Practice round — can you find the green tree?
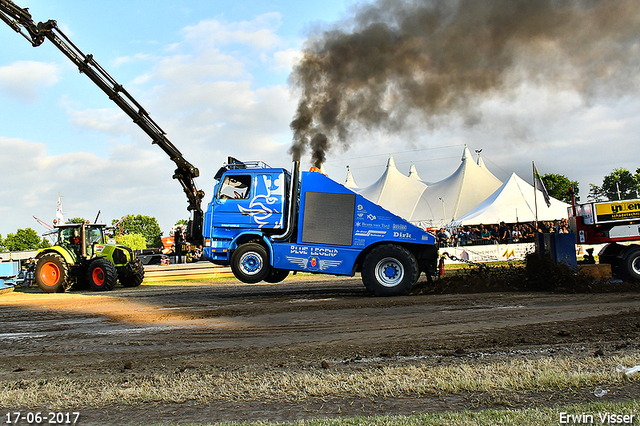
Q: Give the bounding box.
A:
[541,173,580,203]
[115,233,147,251]
[589,168,640,201]
[68,217,88,224]
[1,228,50,252]
[112,215,163,248]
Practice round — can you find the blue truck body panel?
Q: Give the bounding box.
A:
[202,166,436,278]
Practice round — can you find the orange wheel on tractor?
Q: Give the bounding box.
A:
[87,258,118,291]
[35,253,68,293]
[92,267,105,286]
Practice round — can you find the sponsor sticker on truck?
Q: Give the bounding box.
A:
[594,200,640,223]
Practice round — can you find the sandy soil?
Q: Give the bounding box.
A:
[0,274,639,425]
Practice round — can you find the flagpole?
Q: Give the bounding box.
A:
[532,161,538,229]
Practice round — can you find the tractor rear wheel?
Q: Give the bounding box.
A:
[87,258,118,291]
[35,253,69,293]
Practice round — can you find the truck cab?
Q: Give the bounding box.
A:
[203,161,290,263]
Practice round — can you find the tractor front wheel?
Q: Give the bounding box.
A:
[87,258,118,291]
[119,259,145,288]
[35,253,69,293]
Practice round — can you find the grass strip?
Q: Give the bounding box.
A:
[1,354,639,409]
[139,399,640,426]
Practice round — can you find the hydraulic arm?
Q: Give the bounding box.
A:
[0,0,204,242]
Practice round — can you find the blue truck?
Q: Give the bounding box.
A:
[3,1,439,295]
[203,159,438,296]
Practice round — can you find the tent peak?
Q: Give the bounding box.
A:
[461,145,473,162]
[408,162,422,180]
[387,154,396,169]
[344,165,358,189]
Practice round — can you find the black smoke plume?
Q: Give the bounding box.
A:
[289,0,640,166]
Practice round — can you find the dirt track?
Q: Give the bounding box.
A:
[1,274,639,425]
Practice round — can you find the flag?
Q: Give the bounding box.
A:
[56,193,64,223]
[533,163,551,208]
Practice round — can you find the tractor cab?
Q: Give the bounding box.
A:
[54,223,107,260]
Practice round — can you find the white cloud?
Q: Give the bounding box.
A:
[269,48,303,71]
[181,12,283,50]
[0,135,185,236]
[112,53,153,68]
[0,61,59,101]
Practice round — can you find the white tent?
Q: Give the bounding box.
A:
[408,163,426,182]
[344,166,359,189]
[358,156,435,221]
[454,172,570,226]
[411,146,503,227]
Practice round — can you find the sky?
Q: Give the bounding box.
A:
[1,0,639,238]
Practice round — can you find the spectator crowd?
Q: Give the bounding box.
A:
[435,219,571,247]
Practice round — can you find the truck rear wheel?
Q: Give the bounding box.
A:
[35,253,68,293]
[87,258,118,291]
[231,243,271,283]
[621,248,640,282]
[361,244,419,296]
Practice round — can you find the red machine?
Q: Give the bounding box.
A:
[569,199,640,281]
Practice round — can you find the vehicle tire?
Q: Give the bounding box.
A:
[119,259,145,287]
[35,253,69,293]
[87,258,118,291]
[264,268,289,284]
[72,275,91,291]
[230,243,271,283]
[620,248,640,282]
[361,244,419,296]
[598,243,622,275]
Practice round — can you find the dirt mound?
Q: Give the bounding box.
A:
[412,255,639,295]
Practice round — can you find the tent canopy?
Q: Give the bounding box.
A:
[357,156,432,221]
[410,146,503,226]
[454,172,570,226]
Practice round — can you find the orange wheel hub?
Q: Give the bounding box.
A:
[92,268,105,286]
[40,262,60,287]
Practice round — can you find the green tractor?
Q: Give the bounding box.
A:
[35,223,144,293]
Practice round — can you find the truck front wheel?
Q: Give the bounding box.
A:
[231,243,271,283]
[87,258,118,291]
[362,244,419,296]
[621,248,640,282]
[35,253,69,293]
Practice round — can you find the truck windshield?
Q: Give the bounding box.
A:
[219,175,251,199]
